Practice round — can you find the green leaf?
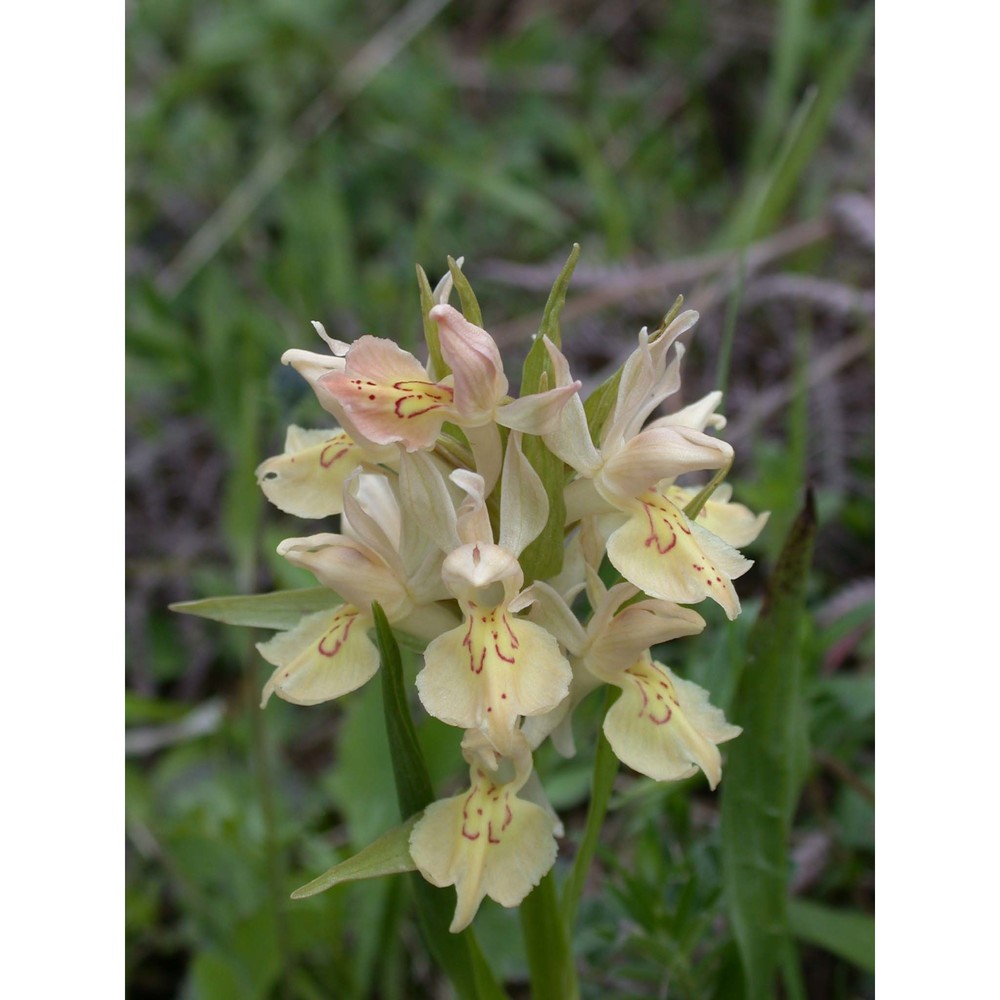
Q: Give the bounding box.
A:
[169,587,337,630]
[373,603,436,819]
[788,900,875,974]
[291,817,419,899]
[720,490,817,1000]
[517,437,567,586]
[371,603,508,1000]
[582,368,622,446]
[521,244,580,389]
[447,256,484,328]
[416,263,448,379]
[515,245,581,585]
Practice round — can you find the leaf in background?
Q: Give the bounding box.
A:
[291,817,419,899]
[371,603,508,1000]
[788,899,875,974]
[170,587,338,630]
[517,245,580,585]
[721,489,817,1000]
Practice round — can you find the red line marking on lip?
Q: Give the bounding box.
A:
[318,615,354,656]
[642,500,677,554]
[319,442,350,467]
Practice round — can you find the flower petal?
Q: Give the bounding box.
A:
[277,534,411,619]
[603,658,740,787]
[586,600,706,680]
[496,382,581,436]
[417,609,571,751]
[255,427,365,518]
[409,766,559,932]
[541,338,603,475]
[319,336,454,451]
[599,425,732,500]
[605,489,751,619]
[258,606,378,706]
[431,304,508,420]
[498,433,548,558]
[649,390,727,432]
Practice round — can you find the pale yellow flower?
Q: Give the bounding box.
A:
[409,735,558,932]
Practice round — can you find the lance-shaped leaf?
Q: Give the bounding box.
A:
[720,489,817,1000]
[291,815,419,899]
[170,587,338,630]
[788,899,875,975]
[516,245,581,584]
[447,255,484,328]
[417,263,449,380]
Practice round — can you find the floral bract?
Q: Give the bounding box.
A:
[253,258,767,932]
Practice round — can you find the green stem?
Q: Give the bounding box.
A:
[561,687,621,928]
[520,872,579,1000]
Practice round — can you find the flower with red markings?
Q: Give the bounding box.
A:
[409,733,558,932]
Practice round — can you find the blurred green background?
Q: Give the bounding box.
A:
[125,1,874,997]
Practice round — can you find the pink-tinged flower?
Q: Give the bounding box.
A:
[318,335,457,451]
[314,305,579,460]
[409,735,558,932]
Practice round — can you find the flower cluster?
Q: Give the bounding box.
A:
[255,263,766,932]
